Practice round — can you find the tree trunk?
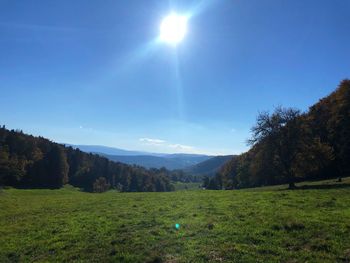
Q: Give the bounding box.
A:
[337,163,343,183]
[286,169,296,189]
[288,182,296,189]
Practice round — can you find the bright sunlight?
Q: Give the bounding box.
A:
[159,13,188,45]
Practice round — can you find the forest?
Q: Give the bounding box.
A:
[0,128,176,192]
[205,80,350,190]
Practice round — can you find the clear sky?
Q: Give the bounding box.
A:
[1,0,349,155]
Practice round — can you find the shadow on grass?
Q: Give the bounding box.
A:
[283,183,350,190]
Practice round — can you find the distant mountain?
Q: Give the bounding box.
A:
[96,153,211,170]
[67,144,211,170]
[184,155,235,176]
[65,144,162,156]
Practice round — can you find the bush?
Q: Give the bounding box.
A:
[93,177,110,193]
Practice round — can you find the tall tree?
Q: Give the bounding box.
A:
[45,145,69,188]
[248,107,332,188]
[249,107,304,188]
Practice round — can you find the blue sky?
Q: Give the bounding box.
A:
[1,0,349,155]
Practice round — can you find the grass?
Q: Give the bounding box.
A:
[173,182,201,191]
[1,178,350,262]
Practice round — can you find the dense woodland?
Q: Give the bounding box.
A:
[206,80,350,189]
[0,128,175,192]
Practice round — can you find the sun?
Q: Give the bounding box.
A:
[159,13,188,45]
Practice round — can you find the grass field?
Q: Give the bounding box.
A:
[1,178,350,262]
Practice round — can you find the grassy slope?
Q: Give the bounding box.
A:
[1,179,350,262]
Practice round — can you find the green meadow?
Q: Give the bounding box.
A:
[1,178,350,263]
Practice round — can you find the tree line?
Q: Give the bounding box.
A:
[205,79,350,189]
[0,127,174,192]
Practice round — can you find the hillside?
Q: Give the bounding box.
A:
[0,127,173,192]
[1,178,349,262]
[184,155,234,176]
[217,80,350,190]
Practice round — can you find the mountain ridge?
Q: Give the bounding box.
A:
[184,155,235,176]
[66,144,215,170]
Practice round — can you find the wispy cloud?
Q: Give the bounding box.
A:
[139,137,197,153]
[139,138,166,144]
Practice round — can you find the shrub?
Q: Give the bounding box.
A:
[93,177,110,193]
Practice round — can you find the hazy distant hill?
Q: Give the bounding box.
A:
[66,144,157,156]
[97,154,209,170]
[184,155,235,176]
[68,144,211,170]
